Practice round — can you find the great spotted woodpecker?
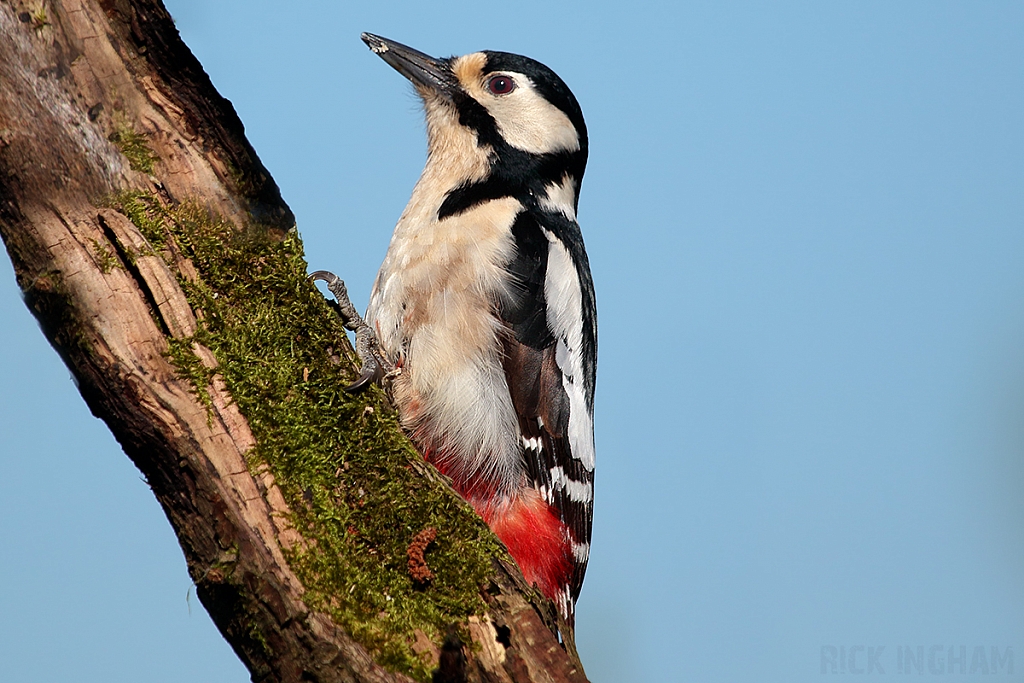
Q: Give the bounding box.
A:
[314,34,596,625]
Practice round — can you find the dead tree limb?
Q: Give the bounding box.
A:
[0,1,589,681]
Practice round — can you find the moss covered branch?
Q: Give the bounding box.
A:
[0,0,588,681]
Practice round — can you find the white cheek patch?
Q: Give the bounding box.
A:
[542,232,596,473]
[539,175,577,222]
[480,73,580,155]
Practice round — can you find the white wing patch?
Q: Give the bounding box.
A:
[571,540,590,563]
[555,586,574,623]
[548,465,593,503]
[542,230,596,472]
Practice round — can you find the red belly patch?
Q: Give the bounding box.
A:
[417,448,573,602]
[474,489,572,601]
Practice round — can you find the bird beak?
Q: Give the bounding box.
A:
[361,33,456,99]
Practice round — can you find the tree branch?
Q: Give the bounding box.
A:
[0,1,589,681]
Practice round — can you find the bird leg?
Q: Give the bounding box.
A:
[309,270,389,391]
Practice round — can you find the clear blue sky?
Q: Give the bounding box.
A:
[2,2,1023,681]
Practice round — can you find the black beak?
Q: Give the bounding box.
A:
[361,33,456,98]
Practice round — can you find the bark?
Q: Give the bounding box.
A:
[0,1,589,681]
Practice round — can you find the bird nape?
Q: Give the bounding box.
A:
[314,33,596,627]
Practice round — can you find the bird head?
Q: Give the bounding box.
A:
[362,33,588,212]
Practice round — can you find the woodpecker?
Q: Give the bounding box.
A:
[316,34,596,625]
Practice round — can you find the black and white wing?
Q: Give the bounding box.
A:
[499,207,597,604]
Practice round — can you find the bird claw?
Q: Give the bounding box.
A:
[310,270,389,392]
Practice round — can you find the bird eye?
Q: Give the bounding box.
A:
[487,75,515,95]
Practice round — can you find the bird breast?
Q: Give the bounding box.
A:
[367,188,527,494]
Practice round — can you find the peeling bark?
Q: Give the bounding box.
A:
[0,1,589,681]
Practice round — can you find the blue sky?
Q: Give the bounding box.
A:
[2,2,1023,681]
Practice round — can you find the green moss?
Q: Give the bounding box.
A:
[225,159,257,199]
[89,238,121,274]
[31,7,49,31]
[165,335,215,411]
[109,118,157,174]
[108,191,500,681]
[114,191,168,250]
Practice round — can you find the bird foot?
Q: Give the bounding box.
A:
[309,270,391,392]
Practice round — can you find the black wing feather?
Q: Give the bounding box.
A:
[499,209,595,603]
